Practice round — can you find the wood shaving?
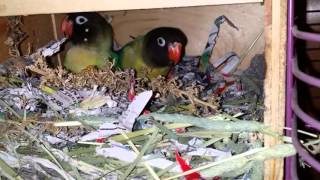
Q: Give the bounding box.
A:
[26,57,130,95]
[26,56,219,115]
[150,76,219,114]
[4,16,27,57]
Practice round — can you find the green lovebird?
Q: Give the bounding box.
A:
[61,12,114,73]
[116,27,188,79]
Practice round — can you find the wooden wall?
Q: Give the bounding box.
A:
[106,3,264,69]
[0,0,263,16]
[0,3,264,69]
[0,18,8,60]
[0,15,55,62]
[263,0,287,179]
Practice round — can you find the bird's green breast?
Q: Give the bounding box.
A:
[64,29,113,73]
[119,37,169,79]
[64,46,110,73]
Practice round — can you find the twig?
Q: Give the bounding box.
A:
[174,88,218,111]
[11,123,67,175]
[164,144,296,179]
[0,158,23,180]
[63,148,83,180]
[0,99,22,120]
[50,14,62,67]
[26,66,49,76]
[303,139,320,146]
[97,164,130,180]
[143,113,270,132]
[120,129,160,180]
[240,29,264,61]
[110,123,191,142]
[283,127,318,138]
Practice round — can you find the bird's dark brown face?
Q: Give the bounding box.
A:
[144,27,188,67]
[61,12,111,45]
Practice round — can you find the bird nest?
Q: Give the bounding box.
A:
[0,15,297,180]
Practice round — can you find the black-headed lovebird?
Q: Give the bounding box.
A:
[61,12,113,73]
[116,27,187,79]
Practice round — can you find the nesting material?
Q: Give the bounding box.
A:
[0,15,296,180]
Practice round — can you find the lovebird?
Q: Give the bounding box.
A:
[61,12,114,73]
[116,27,188,79]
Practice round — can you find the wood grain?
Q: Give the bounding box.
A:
[106,4,264,70]
[0,18,9,61]
[263,0,287,179]
[0,15,55,63]
[0,0,262,16]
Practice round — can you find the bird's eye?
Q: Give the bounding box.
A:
[75,16,88,25]
[157,37,166,47]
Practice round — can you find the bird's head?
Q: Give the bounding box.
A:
[144,27,187,66]
[61,12,112,45]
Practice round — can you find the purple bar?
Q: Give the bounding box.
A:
[291,88,320,131]
[292,115,320,172]
[286,0,294,137]
[292,26,320,42]
[292,56,320,88]
[291,155,299,180]
[287,0,320,177]
[286,0,294,179]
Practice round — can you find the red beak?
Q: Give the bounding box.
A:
[61,16,73,38]
[168,42,182,64]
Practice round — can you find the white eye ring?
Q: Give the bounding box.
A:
[75,16,88,25]
[157,37,166,47]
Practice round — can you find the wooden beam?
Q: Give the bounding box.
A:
[264,0,287,179]
[0,0,262,16]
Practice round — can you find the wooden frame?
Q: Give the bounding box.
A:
[0,0,262,16]
[264,0,287,179]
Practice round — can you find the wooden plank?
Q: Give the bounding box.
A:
[105,4,264,70]
[0,0,262,16]
[0,15,55,63]
[0,18,9,61]
[263,0,287,180]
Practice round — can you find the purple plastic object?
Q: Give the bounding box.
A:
[292,102,320,131]
[292,26,320,42]
[291,87,320,172]
[287,0,320,177]
[292,114,320,172]
[292,56,320,89]
[291,86,320,131]
[286,0,294,179]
